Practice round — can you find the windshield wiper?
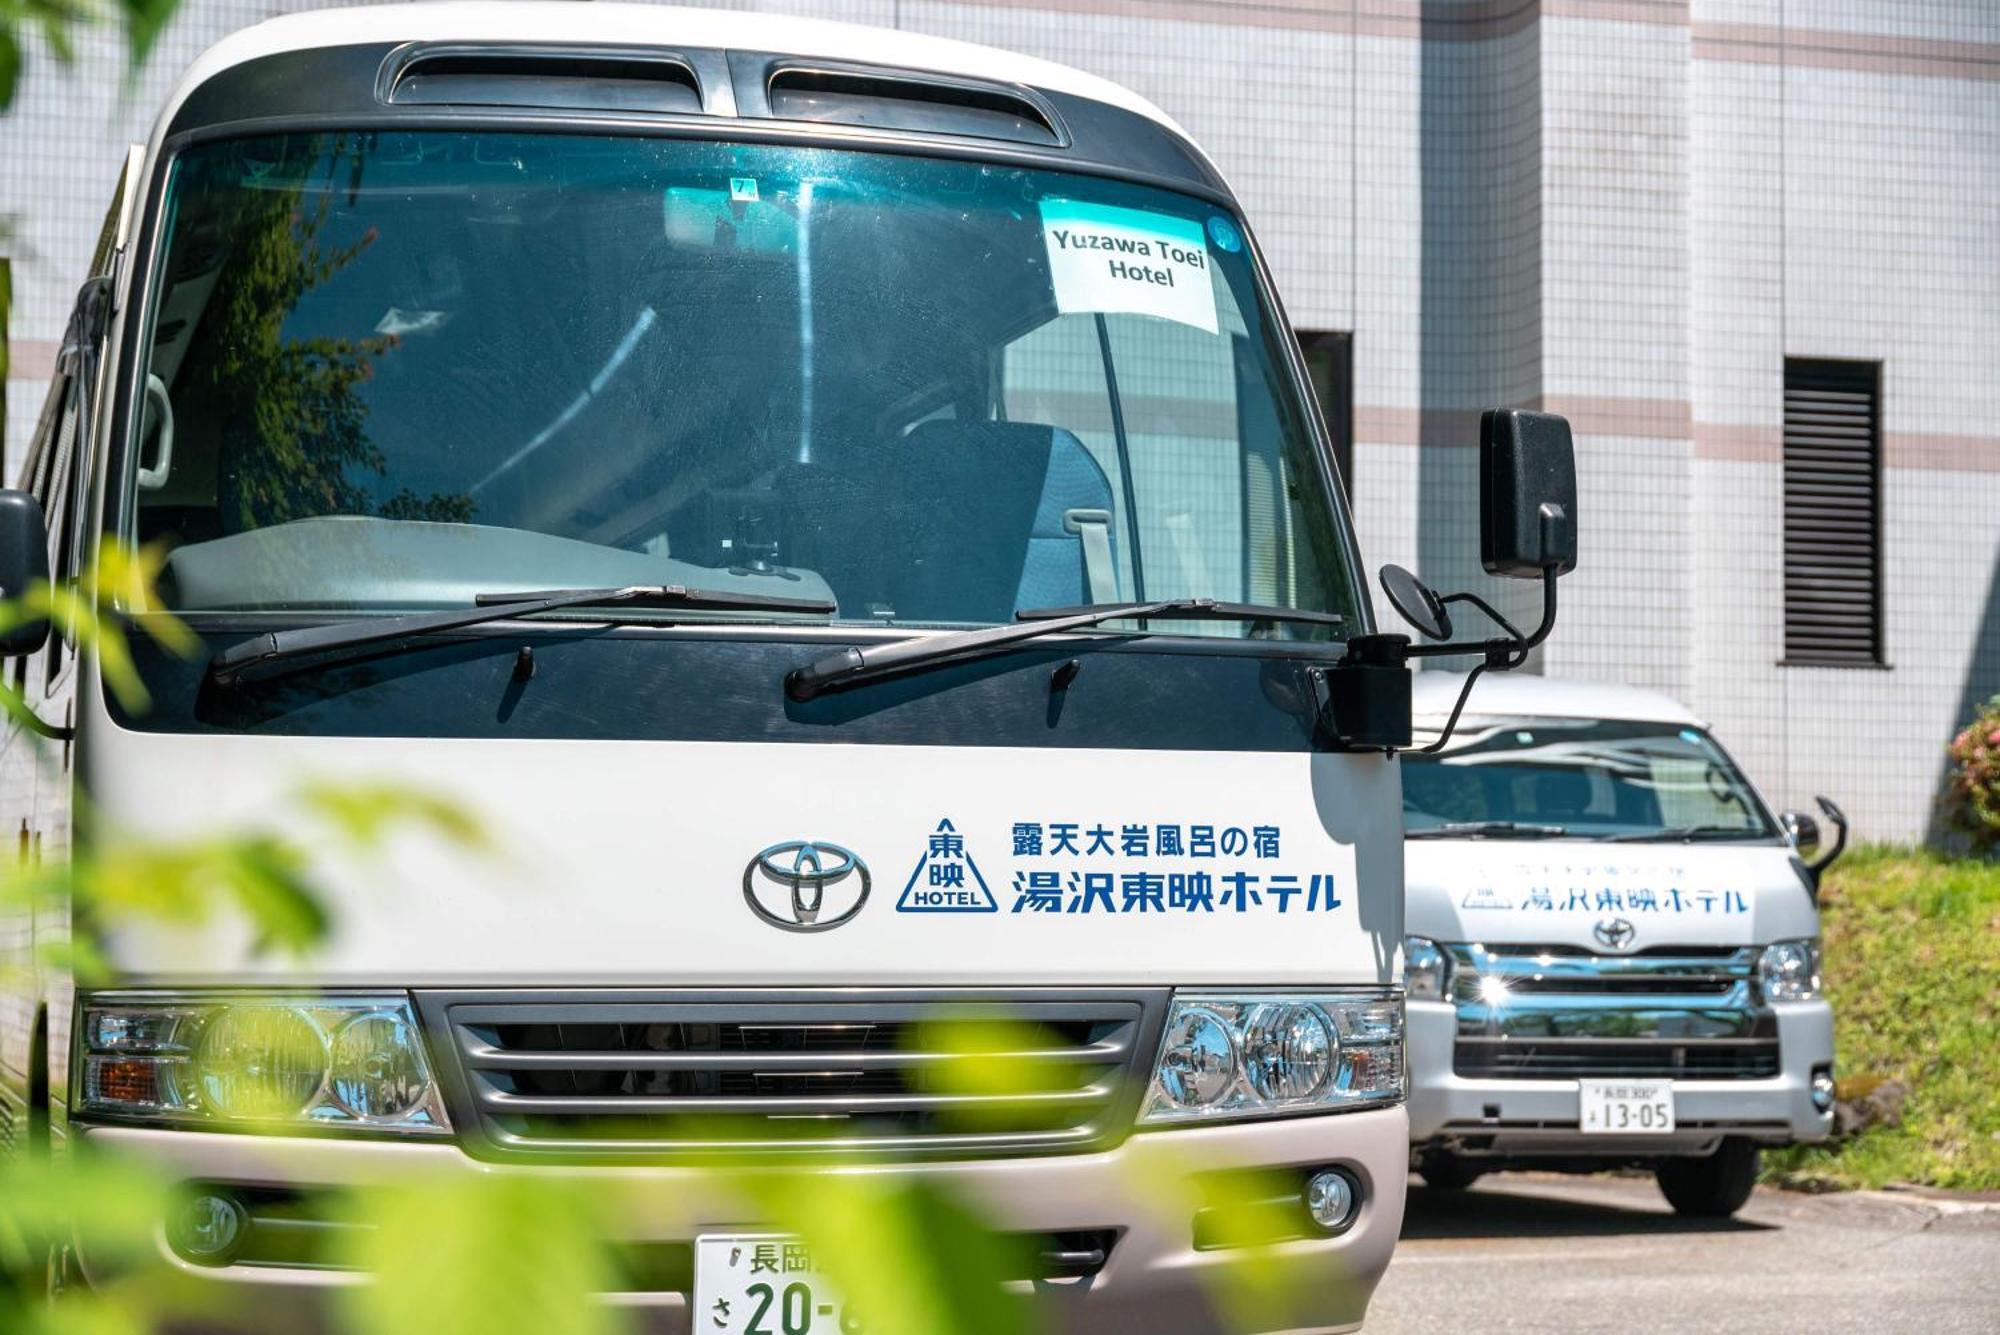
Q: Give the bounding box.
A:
[784,598,1344,702]
[1605,825,1759,843]
[1405,821,1573,840]
[210,584,836,688]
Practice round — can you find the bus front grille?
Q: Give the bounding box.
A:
[415,989,1166,1161]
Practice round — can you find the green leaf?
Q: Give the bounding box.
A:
[26,0,85,66]
[335,1177,621,1335]
[112,0,178,70]
[0,31,15,118]
[0,1152,174,1275]
[224,836,330,954]
[732,1169,1032,1335]
[297,781,491,855]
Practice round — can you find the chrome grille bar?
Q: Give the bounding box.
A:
[1445,942,1779,1082]
[1447,943,1762,999]
[1452,1037,1781,1081]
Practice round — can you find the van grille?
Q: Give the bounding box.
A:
[1447,944,1760,1000]
[1453,1037,1781,1081]
[1445,943,1778,1082]
[416,990,1165,1161]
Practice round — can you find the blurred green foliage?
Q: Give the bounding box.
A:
[337,1176,623,1335]
[0,0,183,112]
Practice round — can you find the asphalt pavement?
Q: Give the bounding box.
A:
[1366,1173,2000,1334]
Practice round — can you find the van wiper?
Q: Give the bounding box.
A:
[210,584,836,687]
[784,598,1343,702]
[1405,821,1572,840]
[1605,825,1759,843]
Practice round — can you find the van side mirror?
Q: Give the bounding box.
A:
[0,490,52,657]
[1481,409,1577,578]
[1786,796,1849,894]
[1780,810,1821,861]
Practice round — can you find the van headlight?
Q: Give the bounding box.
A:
[77,995,449,1133]
[1403,936,1451,1000]
[1758,940,1822,1002]
[1140,992,1403,1125]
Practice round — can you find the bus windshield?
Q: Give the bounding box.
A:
[128,131,1358,636]
[1402,717,1777,841]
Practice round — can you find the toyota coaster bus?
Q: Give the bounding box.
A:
[0,5,1580,1329]
[1401,674,1844,1217]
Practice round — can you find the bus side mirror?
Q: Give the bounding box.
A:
[1321,409,1580,754]
[1481,409,1577,578]
[0,490,51,657]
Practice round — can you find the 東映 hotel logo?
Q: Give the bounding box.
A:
[898,819,997,912]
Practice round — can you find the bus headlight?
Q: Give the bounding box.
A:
[1141,991,1403,1125]
[1757,940,1822,1002]
[78,994,449,1134]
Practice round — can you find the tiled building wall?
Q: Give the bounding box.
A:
[1538,11,1692,699]
[1688,0,2000,838]
[1,0,1995,840]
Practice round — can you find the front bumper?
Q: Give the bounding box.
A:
[76,1105,1408,1335]
[1406,999,1833,1155]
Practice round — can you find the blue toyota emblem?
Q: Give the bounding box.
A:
[743,841,871,933]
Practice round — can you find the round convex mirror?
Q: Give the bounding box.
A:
[1379,564,1452,641]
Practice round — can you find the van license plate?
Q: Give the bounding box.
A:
[1578,1079,1675,1134]
[695,1235,850,1334]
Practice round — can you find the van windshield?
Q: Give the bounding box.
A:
[1402,717,1776,840]
[129,131,1357,637]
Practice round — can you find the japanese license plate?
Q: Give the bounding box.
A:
[1578,1079,1675,1134]
[696,1235,853,1335]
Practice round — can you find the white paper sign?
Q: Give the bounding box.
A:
[1040,199,1217,333]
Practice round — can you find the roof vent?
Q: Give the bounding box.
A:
[387,48,702,115]
[766,66,1059,145]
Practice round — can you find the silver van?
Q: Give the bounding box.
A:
[1401,673,1840,1216]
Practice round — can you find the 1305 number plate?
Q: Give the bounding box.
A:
[1578,1078,1675,1134]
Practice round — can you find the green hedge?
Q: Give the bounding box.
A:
[1765,846,2000,1191]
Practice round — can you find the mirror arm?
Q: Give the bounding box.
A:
[1402,566,1559,664]
[1518,564,1560,654]
[1409,659,1491,755]
[1807,796,1849,879]
[1395,568,1559,755]
[1438,589,1526,645]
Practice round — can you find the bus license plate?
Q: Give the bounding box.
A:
[695,1235,851,1335]
[1578,1079,1675,1134]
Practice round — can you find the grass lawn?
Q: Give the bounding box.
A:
[1764,846,2000,1192]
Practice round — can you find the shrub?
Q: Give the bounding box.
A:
[1943,694,2000,856]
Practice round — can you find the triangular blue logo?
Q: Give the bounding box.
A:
[896,818,998,913]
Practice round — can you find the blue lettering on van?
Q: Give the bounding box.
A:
[938,818,1333,917]
[1005,821,1280,859]
[1511,880,1750,914]
[1004,868,1336,915]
